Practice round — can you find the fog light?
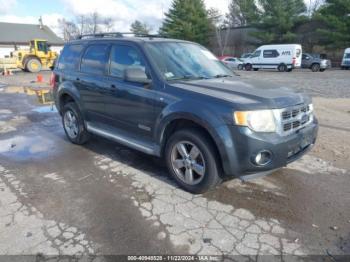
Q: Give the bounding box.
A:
[253,150,272,166]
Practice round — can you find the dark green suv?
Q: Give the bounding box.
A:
[52,33,318,194]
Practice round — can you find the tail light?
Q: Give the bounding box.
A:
[292,57,296,65]
[50,72,56,89]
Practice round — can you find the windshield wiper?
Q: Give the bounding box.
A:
[169,75,209,81]
[213,74,232,79]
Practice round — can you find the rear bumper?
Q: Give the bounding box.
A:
[217,118,319,178]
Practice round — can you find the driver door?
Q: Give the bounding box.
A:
[104,43,157,139]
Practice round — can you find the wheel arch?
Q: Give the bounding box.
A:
[22,55,41,68]
[158,115,227,176]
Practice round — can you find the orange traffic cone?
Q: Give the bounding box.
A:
[37,74,43,83]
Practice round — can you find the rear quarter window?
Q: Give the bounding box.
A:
[58,44,84,71]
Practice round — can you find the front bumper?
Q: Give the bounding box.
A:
[320,63,331,69]
[217,118,318,177]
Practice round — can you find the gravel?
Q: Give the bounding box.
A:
[239,69,350,98]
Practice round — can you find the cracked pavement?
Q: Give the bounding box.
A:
[0,71,349,259]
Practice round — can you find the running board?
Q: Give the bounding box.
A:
[86,122,159,156]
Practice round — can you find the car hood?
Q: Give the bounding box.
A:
[171,77,310,110]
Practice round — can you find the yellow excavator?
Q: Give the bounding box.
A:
[0,39,58,73]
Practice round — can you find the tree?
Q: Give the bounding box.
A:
[307,0,325,17]
[130,20,151,35]
[208,8,231,55]
[103,18,114,32]
[252,0,307,44]
[58,18,79,41]
[225,0,259,27]
[316,0,350,48]
[89,12,100,34]
[159,0,213,46]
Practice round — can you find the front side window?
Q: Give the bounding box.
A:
[37,41,48,53]
[58,44,84,71]
[146,42,233,80]
[109,45,146,78]
[81,44,110,75]
[251,50,261,58]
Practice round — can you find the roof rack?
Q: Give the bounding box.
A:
[77,32,165,40]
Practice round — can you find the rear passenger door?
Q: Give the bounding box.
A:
[77,43,111,123]
[104,43,156,139]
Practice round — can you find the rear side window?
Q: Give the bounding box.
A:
[225,58,235,62]
[58,44,84,70]
[81,44,110,75]
[109,45,146,78]
[263,50,279,58]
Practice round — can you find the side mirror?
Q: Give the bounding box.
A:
[124,68,151,84]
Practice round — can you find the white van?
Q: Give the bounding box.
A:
[341,48,350,70]
[245,44,302,72]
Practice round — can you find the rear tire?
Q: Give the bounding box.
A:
[238,64,243,70]
[278,64,287,72]
[311,63,320,72]
[25,58,42,73]
[165,128,222,194]
[62,102,90,145]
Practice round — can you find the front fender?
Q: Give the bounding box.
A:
[155,100,238,176]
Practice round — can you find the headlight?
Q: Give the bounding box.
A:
[234,110,277,132]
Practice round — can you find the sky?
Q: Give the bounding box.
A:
[0,0,230,36]
[0,0,312,37]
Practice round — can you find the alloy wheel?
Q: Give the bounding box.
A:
[170,141,206,185]
[64,110,79,139]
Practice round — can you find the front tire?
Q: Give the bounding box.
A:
[311,63,320,72]
[26,58,42,73]
[165,129,222,194]
[62,102,90,145]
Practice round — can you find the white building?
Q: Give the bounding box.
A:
[0,22,64,58]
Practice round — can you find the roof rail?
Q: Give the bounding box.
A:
[77,32,165,40]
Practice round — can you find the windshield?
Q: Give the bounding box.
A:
[145,42,233,80]
[345,53,350,59]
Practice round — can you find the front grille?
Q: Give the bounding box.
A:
[280,104,312,134]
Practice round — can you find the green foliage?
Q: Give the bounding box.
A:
[252,0,307,44]
[225,0,260,26]
[130,20,150,36]
[316,0,350,48]
[159,0,213,46]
